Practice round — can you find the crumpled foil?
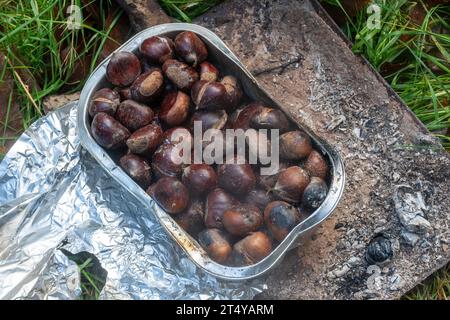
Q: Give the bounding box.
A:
[0,102,265,300]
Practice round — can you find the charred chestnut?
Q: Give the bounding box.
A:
[198,229,232,264]
[223,204,263,236]
[174,200,205,237]
[106,51,141,87]
[191,80,228,111]
[231,232,272,266]
[273,166,310,203]
[182,164,217,196]
[162,59,199,91]
[115,100,154,132]
[89,88,120,117]
[305,150,328,179]
[279,130,313,160]
[152,142,188,178]
[245,189,275,211]
[205,188,237,229]
[139,36,175,64]
[147,177,189,214]
[366,235,393,265]
[251,107,290,132]
[199,61,219,82]
[264,201,300,242]
[302,177,328,211]
[174,31,208,67]
[126,123,163,155]
[159,91,191,126]
[189,110,228,132]
[218,159,256,196]
[91,113,130,149]
[119,154,152,188]
[130,68,164,103]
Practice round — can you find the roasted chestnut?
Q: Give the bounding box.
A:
[231,232,272,266]
[191,80,228,111]
[189,110,228,132]
[119,154,152,188]
[264,201,300,242]
[223,204,263,236]
[273,166,310,203]
[251,107,290,132]
[199,61,219,82]
[302,177,328,211]
[163,127,193,146]
[279,130,313,160]
[126,123,163,155]
[205,188,237,229]
[152,142,188,178]
[257,161,291,191]
[106,51,141,87]
[130,68,164,103]
[139,36,175,64]
[305,150,328,180]
[174,31,208,67]
[217,159,256,195]
[159,91,191,126]
[198,229,232,264]
[147,177,189,214]
[89,88,120,117]
[220,75,242,109]
[244,189,275,211]
[174,199,205,237]
[115,100,154,132]
[91,113,130,149]
[182,164,217,196]
[162,59,199,91]
[117,87,132,100]
[233,103,264,130]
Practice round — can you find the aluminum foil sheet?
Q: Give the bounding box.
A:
[0,102,265,300]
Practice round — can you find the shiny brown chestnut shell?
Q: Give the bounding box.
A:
[91,113,130,149]
[198,229,232,264]
[305,150,329,180]
[147,177,189,214]
[223,204,263,236]
[233,103,264,130]
[244,189,275,211]
[220,75,242,109]
[182,164,217,196]
[130,68,164,103]
[189,110,228,132]
[174,31,208,67]
[89,88,120,117]
[257,161,291,191]
[152,142,188,178]
[115,100,154,132]
[205,188,237,229]
[199,61,219,82]
[106,51,141,87]
[273,166,310,203]
[174,200,205,237]
[302,177,328,211]
[279,130,313,160]
[117,87,132,100]
[119,154,152,188]
[163,127,193,147]
[264,201,300,242]
[191,80,228,111]
[231,232,272,266]
[251,107,290,132]
[162,59,199,91]
[159,91,191,126]
[126,123,163,155]
[217,159,256,196]
[139,36,175,64]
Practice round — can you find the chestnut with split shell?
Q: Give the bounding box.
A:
[139,36,175,64]
[126,123,163,155]
[163,127,193,146]
[231,232,272,266]
[162,59,199,91]
[106,51,141,87]
[115,100,154,132]
[305,150,329,180]
[264,201,301,242]
[189,110,228,132]
[198,229,232,264]
[191,80,228,111]
[233,103,264,130]
[130,68,164,103]
[119,154,152,188]
[182,164,217,196]
[279,130,313,160]
[251,107,290,132]
[91,113,130,149]
[152,142,188,178]
[174,31,208,67]
[273,166,310,203]
[205,188,237,229]
[222,204,263,236]
[159,91,191,126]
[199,61,219,82]
[147,177,189,214]
[89,88,120,117]
[220,75,242,109]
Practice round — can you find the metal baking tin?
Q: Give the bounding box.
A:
[77,23,345,281]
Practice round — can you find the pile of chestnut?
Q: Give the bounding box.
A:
[88,31,330,267]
